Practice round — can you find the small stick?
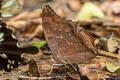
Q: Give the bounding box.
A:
[18,76,62,80]
[98,49,120,59]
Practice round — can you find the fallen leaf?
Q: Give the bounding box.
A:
[27,59,40,77]
[78,61,108,80]
[32,41,47,48]
[107,33,120,53]
[106,60,120,73]
[75,2,104,21]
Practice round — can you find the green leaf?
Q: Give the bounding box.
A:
[2,0,22,17]
[106,60,120,72]
[32,41,47,48]
[75,2,104,21]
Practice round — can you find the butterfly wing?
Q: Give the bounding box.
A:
[42,5,96,64]
[0,22,38,71]
[0,0,38,71]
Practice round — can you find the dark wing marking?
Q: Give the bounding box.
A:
[0,22,38,71]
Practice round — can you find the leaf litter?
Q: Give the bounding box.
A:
[1,0,120,80]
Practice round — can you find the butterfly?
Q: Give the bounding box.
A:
[41,5,97,64]
[0,0,38,71]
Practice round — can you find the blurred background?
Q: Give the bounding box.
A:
[6,0,120,42]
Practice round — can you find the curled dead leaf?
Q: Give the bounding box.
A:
[107,33,120,53]
[28,59,40,77]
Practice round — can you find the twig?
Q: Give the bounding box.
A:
[98,49,120,59]
[18,76,62,80]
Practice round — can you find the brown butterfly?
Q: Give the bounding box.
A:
[41,5,97,64]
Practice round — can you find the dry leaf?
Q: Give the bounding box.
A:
[106,60,120,73]
[27,59,40,77]
[107,33,120,53]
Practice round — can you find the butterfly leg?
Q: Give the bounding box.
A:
[47,64,64,75]
[67,61,78,71]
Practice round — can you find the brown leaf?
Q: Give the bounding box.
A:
[28,59,40,77]
[78,56,110,80]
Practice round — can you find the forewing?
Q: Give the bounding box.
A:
[42,5,96,64]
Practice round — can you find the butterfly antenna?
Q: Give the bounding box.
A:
[0,0,3,21]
